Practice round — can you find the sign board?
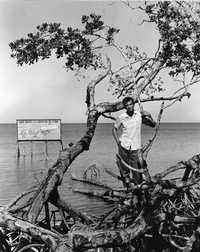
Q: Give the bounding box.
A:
[16,119,61,141]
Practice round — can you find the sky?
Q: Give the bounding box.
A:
[0,0,200,123]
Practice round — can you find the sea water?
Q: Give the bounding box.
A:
[0,123,199,216]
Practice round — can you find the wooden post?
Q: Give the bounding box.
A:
[17,141,20,158]
[30,141,33,158]
[45,141,48,160]
[60,140,64,151]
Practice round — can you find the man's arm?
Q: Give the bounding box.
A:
[141,111,156,128]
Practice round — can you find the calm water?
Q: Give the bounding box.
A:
[0,123,200,216]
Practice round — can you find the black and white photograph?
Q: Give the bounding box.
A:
[1,1,200,251]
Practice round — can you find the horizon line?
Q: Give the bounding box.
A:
[0,121,200,124]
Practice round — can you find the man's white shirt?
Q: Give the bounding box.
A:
[114,111,142,150]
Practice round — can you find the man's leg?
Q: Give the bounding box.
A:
[118,145,131,186]
[137,149,151,181]
[128,150,143,184]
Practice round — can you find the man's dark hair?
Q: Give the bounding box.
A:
[122,97,135,107]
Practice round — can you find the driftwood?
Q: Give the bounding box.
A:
[0,153,200,251]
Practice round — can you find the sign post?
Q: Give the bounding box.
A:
[16,119,63,158]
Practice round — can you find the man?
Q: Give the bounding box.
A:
[112,96,156,186]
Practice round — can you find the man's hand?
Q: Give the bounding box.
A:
[142,111,156,128]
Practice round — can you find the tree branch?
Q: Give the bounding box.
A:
[86,57,111,109]
[142,102,164,159]
[6,188,37,211]
[140,92,191,103]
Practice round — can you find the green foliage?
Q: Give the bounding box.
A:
[108,45,165,98]
[81,14,104,34]
[9,2,200,98]
[143,77,165,98]
[107,1,200,98]
[145,1,200,76]
[9,14,119,70]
